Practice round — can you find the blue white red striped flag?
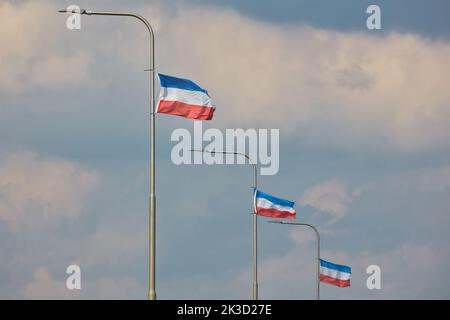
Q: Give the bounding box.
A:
[156,73,215,120]
[320,259,351,287]
[253,189,296,219]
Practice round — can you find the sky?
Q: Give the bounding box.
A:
[1,0,450,299]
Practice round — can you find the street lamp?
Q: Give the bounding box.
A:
[268,220,321,300]
[58,8,157,300]
[191,149,259,300]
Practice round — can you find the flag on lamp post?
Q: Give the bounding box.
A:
[253,189,296,219]
[319,259,351,287]
[156,73,215,120]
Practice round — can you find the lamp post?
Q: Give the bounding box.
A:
[268,220,321,300]
[58,8,157,300]
[191,149,259,300]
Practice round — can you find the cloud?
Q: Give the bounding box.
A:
[298,163,450,220]
[21,267,79,299]
[351,244,442,299]
[0,1,91,94]
[21,266,143,299]
[81,222,146,268]
[3,1,450,153]
[157,228,447,299]
[1,0,450,300]
[88,277,143,300]
[299,179,353,218]
[289,227,316,246]
[236,240,444,299]
[0,151,99,230]
[150,6,450,153]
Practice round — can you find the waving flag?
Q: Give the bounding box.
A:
[253,189,296,219]
[156,73,215,120]
[320,259,351,287]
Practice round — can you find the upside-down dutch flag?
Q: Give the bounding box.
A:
[156,73,215,120]
[253,189,296,219]
[320,259,351,287]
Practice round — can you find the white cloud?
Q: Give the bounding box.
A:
[236,241,443,299]
[22,267,79,299]
[21,267,143,299]
[81,222,146,267]
[159,236,446,299]
[3,1,450,152]
[0,1,91,94]
[1,1,450,300]
[152,6,450,153]
[298,163,450,220]
[299,179,353,218]
[350,244,441,299]
[289,227,316,246]
[0,151,99,230]
[88,277,143,300]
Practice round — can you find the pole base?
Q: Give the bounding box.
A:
[148,290,156,300]
[253,283,258,300]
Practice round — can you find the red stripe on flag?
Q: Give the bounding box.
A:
[255,207,296,219]
[320,274,351,287]
[157,100,214,120]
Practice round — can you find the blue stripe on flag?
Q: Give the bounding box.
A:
[158,73,209,96]
[320,259,351,274]
[255,189,295,208]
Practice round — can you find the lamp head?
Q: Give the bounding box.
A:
[267,220,285,224]
[58,9,88,14]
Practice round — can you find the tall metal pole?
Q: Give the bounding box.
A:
[232,152,258,300]
[191,150,258,299]
[58,9,157,300]
[268,221,320,300]
[250,157,258,300]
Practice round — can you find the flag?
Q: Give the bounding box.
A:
[253,189,296,219]
[156,73,215,120]
[320,259,351,287]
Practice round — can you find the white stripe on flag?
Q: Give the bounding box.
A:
[159,87,212,107]
[320,266,351,281]
[256,198,296,213]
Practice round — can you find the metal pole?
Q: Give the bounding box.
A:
[191,150,258,299]
[58,9,157,300]
[268,221,320,300]
[251,159,258,300]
